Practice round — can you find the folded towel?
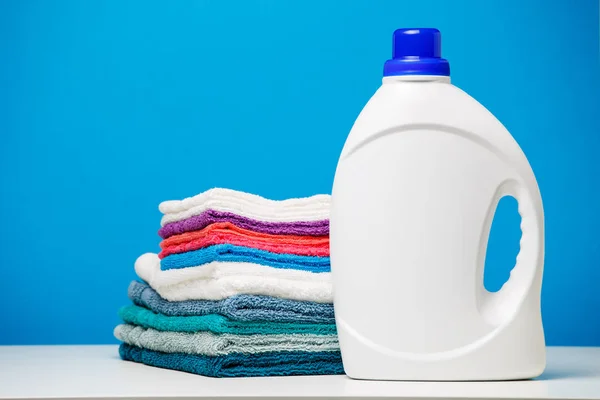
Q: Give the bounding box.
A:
[119,305,336,335]
[129,281,335,323]
[135,253,333,303]
[115,324,339,355]
[159,210,329,239]
[160,244,330,272]
[159,222,329,258]
[159,188,330,226]
[120,343,344,377]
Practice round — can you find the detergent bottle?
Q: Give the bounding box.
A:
[330,28,545,381]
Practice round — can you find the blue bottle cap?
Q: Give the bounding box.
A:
[383,28,450,77]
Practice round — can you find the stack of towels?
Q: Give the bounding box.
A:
[115,188,343,377]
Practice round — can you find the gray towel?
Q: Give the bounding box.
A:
[114,324,339,356]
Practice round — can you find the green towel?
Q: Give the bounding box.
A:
[114,324,339,355]
[119,305,337,335]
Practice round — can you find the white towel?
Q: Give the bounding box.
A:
[159,188,331,226]
[114,324,339,356]
[135,253,333,303]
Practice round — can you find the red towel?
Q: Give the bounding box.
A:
[159,222,329,259]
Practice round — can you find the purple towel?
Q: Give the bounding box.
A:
[158,209,329,239]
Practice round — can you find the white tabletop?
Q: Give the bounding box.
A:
[0,346,598,400]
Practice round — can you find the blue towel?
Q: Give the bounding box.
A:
[129,281,335,323]
[160,243,330,272]
[119,343,344,377]
[119,304,337,335]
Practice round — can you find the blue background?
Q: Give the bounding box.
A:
[1,0,598,345]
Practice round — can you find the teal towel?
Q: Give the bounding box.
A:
[119,305,336,335]
[119,343,344,377]
[115,324,339,355]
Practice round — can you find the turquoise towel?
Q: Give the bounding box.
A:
[129,281,336,323]
[160,243,330,272]
[119,343,344,377]
[119,305,336,335]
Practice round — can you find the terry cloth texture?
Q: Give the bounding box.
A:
[119,343,344,377]
[160,243,330,272]
[119,305,336,335]
[115,324,339,356]
[159,187,330,226]
[135,253,333,303]
[158,210,329,239]
[128,281,335,323]
[159,222,329,259]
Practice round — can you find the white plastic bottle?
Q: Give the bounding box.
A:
[330,28,545,381]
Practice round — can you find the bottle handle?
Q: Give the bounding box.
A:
[478,179,544,326]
